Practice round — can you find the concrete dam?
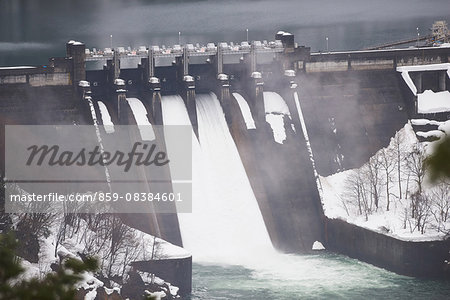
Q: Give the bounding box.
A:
[1,33,450,291]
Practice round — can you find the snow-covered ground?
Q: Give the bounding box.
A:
[13,95,186,298]
[15,215,186,299]
[320,122,450,241]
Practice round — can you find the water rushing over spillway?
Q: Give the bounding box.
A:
[161,93,274,265]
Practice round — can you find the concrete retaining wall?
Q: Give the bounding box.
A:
[325,218,450,278]
[131,256,192,296]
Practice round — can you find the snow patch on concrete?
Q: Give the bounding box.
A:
[417,90,450,113]
[263,91,291,144]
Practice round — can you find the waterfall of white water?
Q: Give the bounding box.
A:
[161,93,274,265]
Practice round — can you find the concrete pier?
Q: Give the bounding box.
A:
[115,78,128,124]
[217,73,232,125]
[66,41,86,87]
[247,71,265,128]
[148,77,162,125]
[439,70,446,91]
[181,75,197,135]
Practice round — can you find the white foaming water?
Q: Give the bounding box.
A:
[85,97,111,185]
[232,92,256,129]
[161,93,274,266]
[161,93,386,287]
[97,101,115,133]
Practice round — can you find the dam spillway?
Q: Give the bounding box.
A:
[161,93,273,264]
[1,32,450,288]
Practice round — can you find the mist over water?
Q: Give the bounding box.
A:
[191,253,450,299]
[1,0,450,65]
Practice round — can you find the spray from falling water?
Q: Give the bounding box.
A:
[161,93,274,265]
[160,93,379,289]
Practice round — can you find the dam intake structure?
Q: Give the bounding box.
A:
[1,31,450,290]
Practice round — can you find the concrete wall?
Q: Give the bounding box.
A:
[132,256,192,296]
[29,73,70,86]
[0,72,70,86]
[396,55,443,67]
[306,60,348,72]
[0,75,27,84]
[325,218,450,278]
[0,69,71,87]
[297,70,409,175]
[351,59,394,70]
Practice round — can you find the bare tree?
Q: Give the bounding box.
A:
[365,154,382,211]
[392,132,406,199]
[343,169,371,220]
[429,181,450,234]
[411,192,432,234]
[406,144,426,196]
[379,148,396,211]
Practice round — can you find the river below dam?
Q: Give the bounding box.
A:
[191,254,450,299]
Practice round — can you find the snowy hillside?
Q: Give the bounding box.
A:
[10,213,187,299]
[321,122,450,241]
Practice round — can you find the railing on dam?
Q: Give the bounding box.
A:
[305,46,450,72]
[85,41,285,63]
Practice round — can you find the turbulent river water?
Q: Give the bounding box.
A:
[191,255,450,299]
